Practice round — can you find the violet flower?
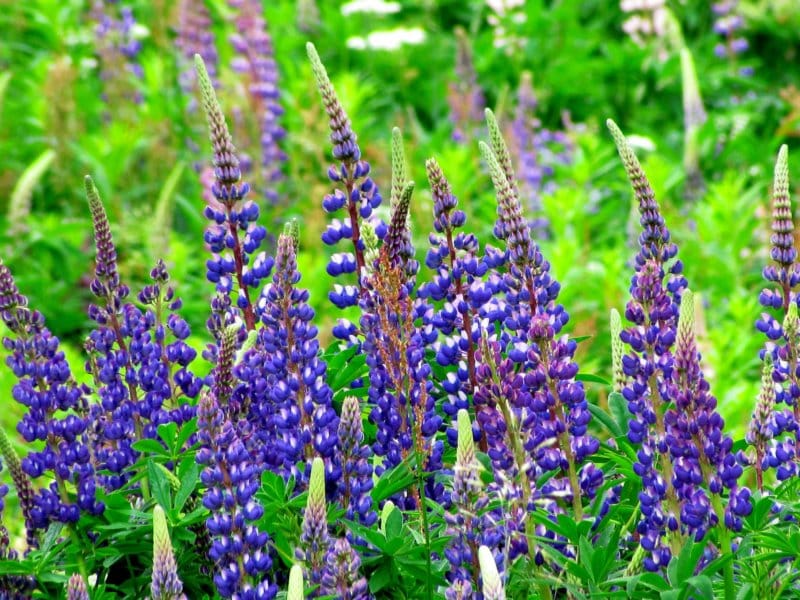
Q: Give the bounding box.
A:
[480,117,601,509]
[320,537,369,600]
[608,119,695,570]
[509,72,572,234]
[84,180,201,491]
[445,410,502,596]
[335,396,376,526]
[196,390,276,599]
[664,291,751,541]
[308,42,385,312]
[228,0,286,205]
[296,457,330,590]
[360,201,444,507]
[92,1,144,106]
[754,146,800,481]
[174,0,219,110]
[447,27,485,143]
[238,228,339,489]
[66,574,89,600]
[419,158,491,437]
[712,0,752,75]
[0,426,37,549]
[195,55,273,334]
[0,261,103,531]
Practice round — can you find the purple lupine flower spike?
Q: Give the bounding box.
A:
[240,225,338,489]
[308,42,385,310]
[747,356,776,491]
[712,0,752,75]
[447,27,485,143]
[445,410,500,596]
[175,0,219,106]
[85,179,201,490]
[320,538,369,600]
[195,54,272,333]
[196,390,276,599]
[91,0,145,107]
[608,119,688,570]
[665,290,751,539]
[336,396,376,526]
[0,259,104,531]
[510,72,572,232]
[755,146,800,480]
[482,117,601,513]
[151,504,187,600]
[297,457,330,590]
[420,159,490,446]
[229,0,286,204]
[67,574,90,600]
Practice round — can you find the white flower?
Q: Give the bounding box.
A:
[347,27,426,51]
[341,0,401,16]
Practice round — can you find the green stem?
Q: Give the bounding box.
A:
[412,443,433,600]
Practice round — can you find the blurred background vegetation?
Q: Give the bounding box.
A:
[0,0,798,449]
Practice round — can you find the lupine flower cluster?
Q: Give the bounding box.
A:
[447,27,486,143]
[228,0,287,205]
[609,120,752,571]
[3,29,800,600]
[508,71,572,234]
[712,1,753,75]
[174,0,220,109]
[91,0,145,107]
[750,145,800,484]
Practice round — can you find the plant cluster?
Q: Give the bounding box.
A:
[2,20,800,600]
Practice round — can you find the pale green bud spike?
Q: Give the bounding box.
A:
[380,500,396,534]
[678,289,695,343]
[155,463,181,493]
[784,302,799,340]
[484,108,517,195]
[391,127,408,208]
[478,141,504,185]
[308,456,326,513]
[235,329,258,363]
[153,504,171,556]
[610,309,625,393]
[306,42,329,90]
[775,144,789,209]
[680,47,705,187]
[400,180,415,206]
[606,119,642,176]
[194,54,216,108]
[284,219,300,253]
[8,149,55,235]
[287,564,305,600]
[478,546,505,600]
[361,220,379,274]
[84,175,101,211]
[456,409,475,468]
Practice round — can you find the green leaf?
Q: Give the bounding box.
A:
[148,460,172,511]
[372,461,415,503]
[608,392,629,434]
[384,506,402,540]
[157,422,179,454]
[175,418,199,453]
[685,575,714,600]
[131,439,169,455]
[587,402,622,438]
[576,372,610,385]
[174,461,199,514]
